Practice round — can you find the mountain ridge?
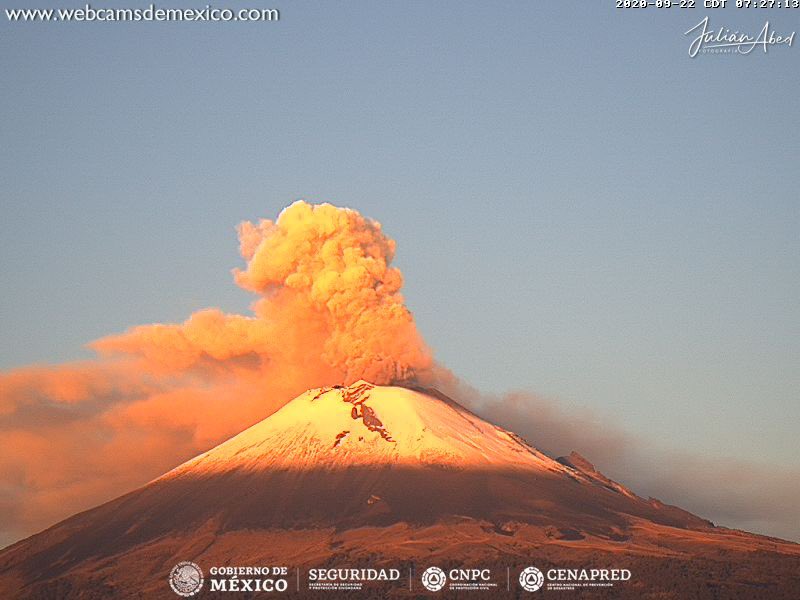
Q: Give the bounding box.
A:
[1,381,798,599]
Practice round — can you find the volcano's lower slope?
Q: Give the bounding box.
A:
[1,382,798,598]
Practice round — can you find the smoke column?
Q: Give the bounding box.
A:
[0,201,437,546]
[2,200,793,546]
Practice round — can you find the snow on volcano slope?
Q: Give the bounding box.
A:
[164,381,565,475]
[139,381,709,534]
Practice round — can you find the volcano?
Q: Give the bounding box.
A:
[1,382,798,599]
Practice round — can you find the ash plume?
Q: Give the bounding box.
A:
[0,201,436,546]
[0,200,795,549]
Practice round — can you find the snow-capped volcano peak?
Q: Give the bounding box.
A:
[5,380,797,600]
[165,381,562,477]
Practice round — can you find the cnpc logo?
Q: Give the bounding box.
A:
[421,566,446,591]
[421,566,493,591]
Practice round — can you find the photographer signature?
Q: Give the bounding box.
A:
[685,16,795,57]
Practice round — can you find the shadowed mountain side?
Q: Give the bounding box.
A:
[0,464,717,580]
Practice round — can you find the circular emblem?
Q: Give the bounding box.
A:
[519,566,544,592]
[169,561,204,597]
[421,566,447,592]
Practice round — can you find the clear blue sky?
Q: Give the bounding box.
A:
[1,2,798,474]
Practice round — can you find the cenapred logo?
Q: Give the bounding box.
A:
[519,566,544,592]
[421,566,447,592]
[169,561,204,597]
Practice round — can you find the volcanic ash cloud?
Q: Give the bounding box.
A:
[95,201,434,384]
[0,200,436,546]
